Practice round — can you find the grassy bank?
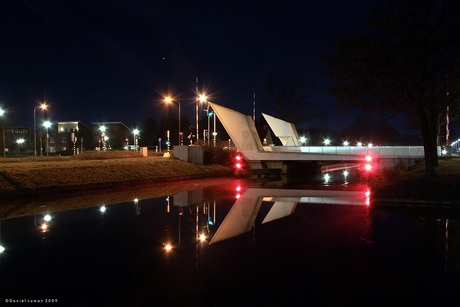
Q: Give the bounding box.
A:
[0,151,233,198]
[1,151,459,204]
[371,157,460,203]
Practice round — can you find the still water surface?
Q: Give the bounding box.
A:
[0,174,459,306]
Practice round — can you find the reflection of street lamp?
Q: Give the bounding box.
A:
[164,97,181,145]
[43,121,51,156]
[33,103,47,157]
[0,108,5,158]
[133,129,139,150]
[0,220,5,254]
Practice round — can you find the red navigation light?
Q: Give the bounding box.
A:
[364,155,372,171]
[365,189,371,206]
[235,155,243,170]
[235,185,243,199]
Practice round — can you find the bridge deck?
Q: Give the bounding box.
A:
[208,102,433,163]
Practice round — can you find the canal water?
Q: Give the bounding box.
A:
[0,172,459,306]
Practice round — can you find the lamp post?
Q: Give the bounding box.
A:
[99,125,106,151]
[199,95,211,145]
[43,121,51,156]
[133,129,139,150]
[199,95,217,147]
[33,103,47,157]
[164,97,181,145]
[16,138,25,153]
[0,108,5,158]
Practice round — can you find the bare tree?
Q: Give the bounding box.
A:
[323,0,460,176]
[261,72,322,126]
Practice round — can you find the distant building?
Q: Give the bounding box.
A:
[91,122,134,150]
[56,121,92,154]
[1,126,30,153]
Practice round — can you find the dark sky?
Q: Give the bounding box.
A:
[1,0,382,133]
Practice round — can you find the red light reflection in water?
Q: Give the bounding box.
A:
[365,189,371,206]
[235,184,243,199]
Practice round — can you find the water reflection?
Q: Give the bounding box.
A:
[0,177,459,305]
[209,186,370,244]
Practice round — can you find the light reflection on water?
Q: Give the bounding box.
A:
[0,174,459,305]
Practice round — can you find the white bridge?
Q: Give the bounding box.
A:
[209,102,438,172]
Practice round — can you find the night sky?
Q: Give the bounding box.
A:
[1,0,382,133]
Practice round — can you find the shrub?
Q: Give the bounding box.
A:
[202,146,234,166]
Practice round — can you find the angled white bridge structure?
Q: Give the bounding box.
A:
[209,102,435,172]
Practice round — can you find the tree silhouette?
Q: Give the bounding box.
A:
[323,0,460,176]
[261,71,324,126]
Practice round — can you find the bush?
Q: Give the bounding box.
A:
[202,146,234,166]
[368,159,407,189]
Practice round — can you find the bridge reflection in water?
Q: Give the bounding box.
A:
[0,177,458,305]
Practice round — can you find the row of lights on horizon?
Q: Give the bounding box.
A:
[0,93,213,156]
[3,100,458,156]
[301,136,375,147]
[0,103,144,156]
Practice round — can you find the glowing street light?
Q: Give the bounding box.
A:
[16,138,25,153]
[164,96,181,145]
[99,125,107,151]
[199,95,217,146]
[199,95,210,145]
[43,121,51,156]
[133,129,139,150]
[164,243,173,252]
[33,103,47,157]
[323,138,331,146]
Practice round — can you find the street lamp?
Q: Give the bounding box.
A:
[16,138,25,153]
[43,121,51,156]
[199,95,214,146]
[164,97,181,145]
[133,129,139,150]
[299,136,307,145]
[33,103,47,157]
[99,125,107,151]
[0,108,5,158]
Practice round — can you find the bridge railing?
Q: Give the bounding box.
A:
[262,145,430,158]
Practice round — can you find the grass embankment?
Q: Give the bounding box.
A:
[1,151,459,204]
[371,157,460,203]
[0,151,233,199]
